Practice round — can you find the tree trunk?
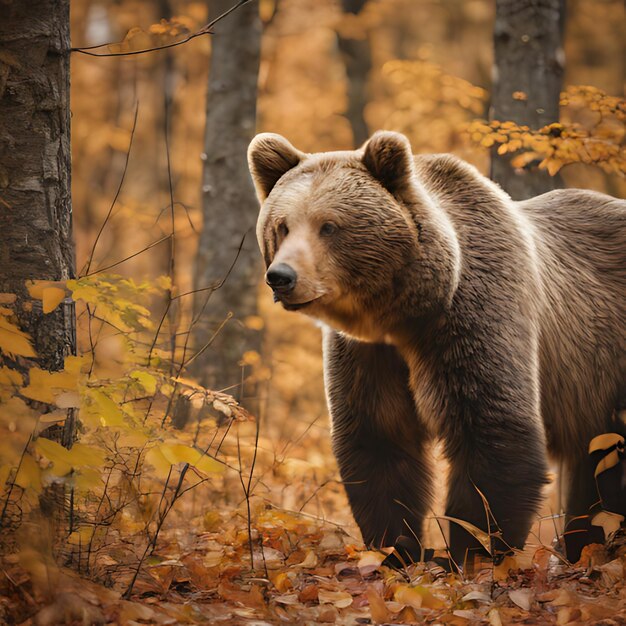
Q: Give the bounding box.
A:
[192,0,262,410]
[490,0,565,199]
[0,0,76,446]
[337,0,372,147]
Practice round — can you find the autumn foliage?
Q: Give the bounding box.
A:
[467,86,626,176]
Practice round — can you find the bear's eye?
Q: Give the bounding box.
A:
[277,222,289,238]
[320,222,338,237]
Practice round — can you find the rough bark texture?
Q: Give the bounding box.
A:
[337,0,372,147]
[0,0,76,445]
[490,0,565,199]
[192,0,262,408]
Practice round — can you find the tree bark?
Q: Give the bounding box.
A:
[192,0,262,409]
[0,0,76,446]
[490,0,565,199]
[337,0,372,147]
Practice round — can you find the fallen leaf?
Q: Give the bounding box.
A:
[298,550,317,568]
[298,584,319,603]
[317,589,353,608]
[508,588,533,611]
[272,571,292,592]
[488,607,503,626]
[556,606,581,625]
[357,550,385,576]
[366,587,391,624]
[462,590,491,604]
[273,593,299,605]
[592,511,625,538]
[395,584,446,610]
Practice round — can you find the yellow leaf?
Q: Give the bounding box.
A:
[511,151,541,168]
[366,588,391,624]
[0,319,36,358]
[540,158,563,176]
[0,366,22,387]
[589,433,624,453]
[145,445,172,478]
[21,364,80,404]
[156,275,172,290]
[394,584,446,610]
[65,443,107,468]
[26,280,64,300]
[35,439,105,477]
[14,453,42,494]
[35,438,72,475]
[272,572,292,592]
[87,389,125,427]
[157,443,223,475]
[116,430,150,448]
[42,287,66,314]
[130,370,157,395]
[74,468,104,493]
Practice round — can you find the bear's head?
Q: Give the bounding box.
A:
[248,131,459,341]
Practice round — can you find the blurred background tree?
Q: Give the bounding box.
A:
[190,0,262,416]
[337,0,372,146]
[490,0,565,198]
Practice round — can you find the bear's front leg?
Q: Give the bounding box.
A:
[323,329,434,558]
[441,365,549,570]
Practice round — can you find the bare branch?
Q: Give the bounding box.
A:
[71,0,254,58]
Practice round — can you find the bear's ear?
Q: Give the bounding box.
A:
[362,131,415,198]
[248,133,304,202]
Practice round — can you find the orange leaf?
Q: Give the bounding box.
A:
[367,588,391,624]
[42,287,66,314]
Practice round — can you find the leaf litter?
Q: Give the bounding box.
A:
[2,501,625,624]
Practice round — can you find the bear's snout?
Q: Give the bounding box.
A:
[266,263,297,294]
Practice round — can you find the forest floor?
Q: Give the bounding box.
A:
[2,503,626,625]
[2,412,626,626]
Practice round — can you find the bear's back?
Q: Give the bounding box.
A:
[415,153,625,454]
[520,189,625,452]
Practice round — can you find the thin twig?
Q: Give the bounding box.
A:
[83,103,139,276]
[86,234,172,276]
[71,0,253,58]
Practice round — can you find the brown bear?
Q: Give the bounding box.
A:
[248,130,626,568]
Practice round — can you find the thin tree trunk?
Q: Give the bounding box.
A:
[337,0,372,147]
[0,0,76,445]
[490,0,565,199]
[192,0,262,411]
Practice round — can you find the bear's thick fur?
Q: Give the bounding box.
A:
[248,131,625,567]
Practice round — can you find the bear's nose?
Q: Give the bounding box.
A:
[266,263,297,293]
